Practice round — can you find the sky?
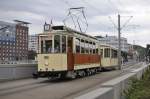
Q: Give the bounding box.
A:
[0,0,150,47]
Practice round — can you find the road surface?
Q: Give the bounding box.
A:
[0,62,144,99]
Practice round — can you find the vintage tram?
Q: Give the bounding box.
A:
[34,25,119,79]
[36,25,101,78]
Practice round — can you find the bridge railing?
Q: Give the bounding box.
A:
[0,60,37,64]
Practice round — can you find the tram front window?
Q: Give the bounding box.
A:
[54,35,60,53]
[45,40,52,53]
[62,36,66,53]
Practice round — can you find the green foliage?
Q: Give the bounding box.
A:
[133,45,146,59]
[125,68,150,99]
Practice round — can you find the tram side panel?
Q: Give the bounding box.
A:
[101,58,111,67]
[111,58,118,67]
[73,54,101,70]
[37,53,101,78]
[101,58,118,68]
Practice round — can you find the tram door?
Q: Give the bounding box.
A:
[67,37,74,71]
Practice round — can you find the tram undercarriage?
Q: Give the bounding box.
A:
[33,67,102,79]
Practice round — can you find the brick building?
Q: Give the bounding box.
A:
[0,20,29,63]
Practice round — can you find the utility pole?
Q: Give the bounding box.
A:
[118,14,122,70]
[109,14,133,70]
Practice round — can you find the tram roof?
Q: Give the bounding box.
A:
[52,25,98,40]
[100,43,118,50]
[51,25,98,40]
[100,43,128,53]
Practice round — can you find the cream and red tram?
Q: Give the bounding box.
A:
[36,26,101,78]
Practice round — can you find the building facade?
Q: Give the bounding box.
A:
[0,20,29,63]
[28,35,38,53]
[96,35,129,52]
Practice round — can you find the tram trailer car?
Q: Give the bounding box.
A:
[35,26,102,79]
[100,44,118,70]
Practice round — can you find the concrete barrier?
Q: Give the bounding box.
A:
[131,64,149,79]
[101,73,136,99]
[75,64,150,99]
[75,88,113,99]
[0,64,37,81]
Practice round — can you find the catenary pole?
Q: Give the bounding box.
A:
[118,14,122,70]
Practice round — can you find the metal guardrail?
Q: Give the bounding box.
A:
[0,60,37,64]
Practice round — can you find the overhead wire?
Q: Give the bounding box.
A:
[61,0,122,34]
[60,0,117,32]
[106,0,121,34]
[108,16,118,29]
[121,16,133,30]
[61,0,72,8]
[80,0,119,33]
[81,0,103,13]
[60,0,142,46]
[107,0,120,14]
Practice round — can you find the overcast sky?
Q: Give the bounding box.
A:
[0,0,149,47]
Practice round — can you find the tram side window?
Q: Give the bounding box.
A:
[54,35,60,53]
[89,42,92,54]
[81,39,85,53]
[41,41,43,53]
[111,49,114,58]
[111,49,117,58]
[104,48,110,58]
[85,41,89,54]
[111,49,115,58]
[62,36,66,53]
[114,50,118,58]
[96,48,98,54]
[93,42,96,54]
[96,44,99,54]
[101,49,103,57]
[76,38,80,53]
